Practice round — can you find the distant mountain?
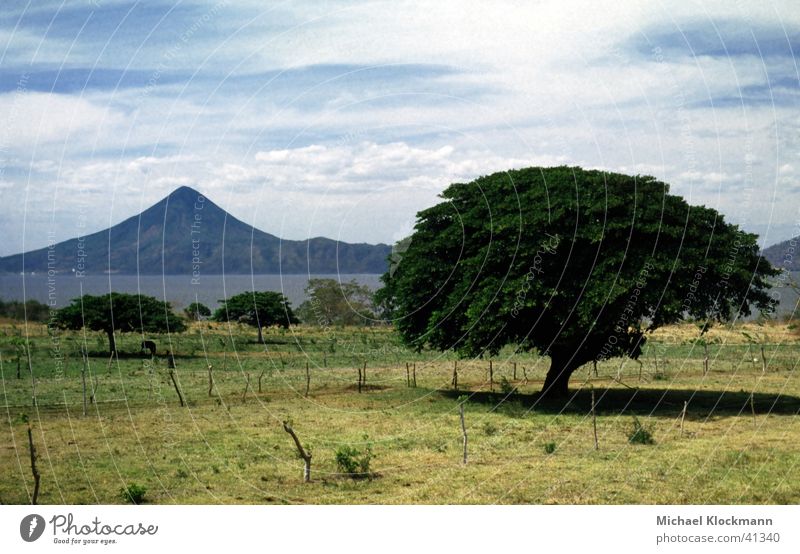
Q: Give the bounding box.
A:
[0,186,391,275]
[762,235,799,272]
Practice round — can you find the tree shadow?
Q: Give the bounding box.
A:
[85,350,196,360]
[440,387,800,418]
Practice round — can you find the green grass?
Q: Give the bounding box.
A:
[0,321,798,504]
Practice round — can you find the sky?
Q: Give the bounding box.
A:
[0,0,798,256]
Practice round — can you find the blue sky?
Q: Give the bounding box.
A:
[0,0,798,256]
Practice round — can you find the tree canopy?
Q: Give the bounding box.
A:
[185,301,212,321]
[296,278,377,326]
[378,166,778,397]
[54,293,186,354]
[213,291,298,343]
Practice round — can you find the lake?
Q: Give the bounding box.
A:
[1,272,797,318]
[0,274,383,310]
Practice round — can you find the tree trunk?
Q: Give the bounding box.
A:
[106,329,117,355]
[541,352,579,398]
[257,324,264,344]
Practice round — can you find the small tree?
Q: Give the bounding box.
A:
[184,302,211,321]
[213,291,298,343]
[54,293,186,354]
[296,278,377,326]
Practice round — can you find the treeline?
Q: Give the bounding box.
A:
[0,298,51,322]
[40,278,384,354]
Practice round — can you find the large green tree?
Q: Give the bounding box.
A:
[296,278,377,326]
[54,293,186,354]
[378,166,778,398]
[213,291,298,343]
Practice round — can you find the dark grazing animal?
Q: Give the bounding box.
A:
[141,340,157,356]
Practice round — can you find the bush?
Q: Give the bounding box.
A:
[335,439,373,478]
[544,442,557,455]
[483,421,498,436]
[0,298,50,322]
[120,483,147,504]
[627,417,655,445]
[499,376,515,395]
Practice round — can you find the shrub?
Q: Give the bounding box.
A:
[120,483,147,504]
[335,439,373,478]
[500,376,515,395]
[544,442,557,454]
[628,417,655,445]
[483,421,498,436]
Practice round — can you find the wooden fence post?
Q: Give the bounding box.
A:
[680,401,688,437]
[305,362,310,397]
[27,423,40,505]
[452,360,458,390]
[242,373,250,403]
[459,403,467,464]
[282,421,312,482]
[412,362,417,388]
[489,360,493,392]
[168,369,185,407]
[591,387,599,451]
[81,349,88,417]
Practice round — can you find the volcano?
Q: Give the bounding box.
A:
[0,186,391,275]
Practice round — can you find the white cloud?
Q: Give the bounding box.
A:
[0,92,124,148]
[2,0,800,254]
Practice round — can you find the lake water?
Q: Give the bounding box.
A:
[0,274,383,310]
[1,272,797,318]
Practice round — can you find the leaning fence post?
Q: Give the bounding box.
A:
[282,421,312,483]
[168,369,185,407]
[459,401,468,464]
[27,422,41,505]
[680,401,688,437]
[591,387,599,450]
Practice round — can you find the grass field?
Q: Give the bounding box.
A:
[1,320,799,504]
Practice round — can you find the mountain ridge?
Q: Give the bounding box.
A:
[0,186,391,275]
[761,235,799,272]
